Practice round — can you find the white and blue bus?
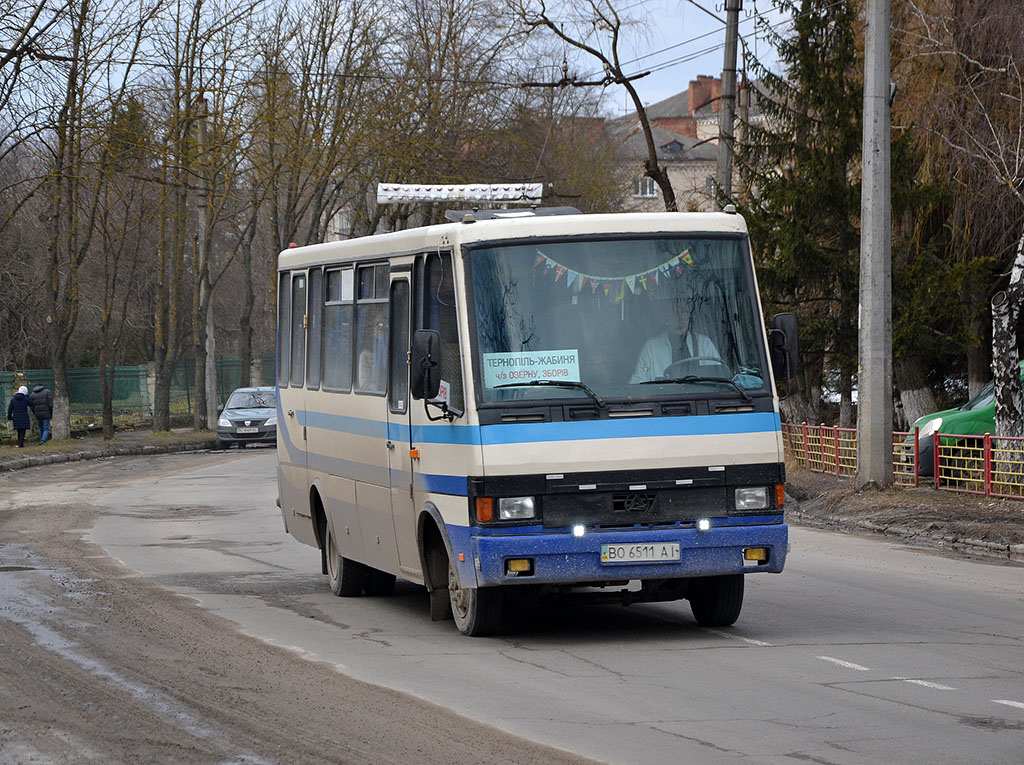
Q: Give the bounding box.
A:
[275,207,797,636]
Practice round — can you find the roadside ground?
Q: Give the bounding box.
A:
[0,428,217,472]
[2,431,1020,564]
[787,461,1024,564]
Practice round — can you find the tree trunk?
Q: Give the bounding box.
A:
[894,355,938,429]
[991,229,1024,439]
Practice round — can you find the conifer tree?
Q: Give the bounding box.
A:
[734,0,862,425]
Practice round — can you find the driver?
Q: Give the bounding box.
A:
[629,300,720,383]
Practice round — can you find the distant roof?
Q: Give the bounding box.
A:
[613,122,717,163]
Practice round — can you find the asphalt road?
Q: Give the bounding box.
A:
[3,450,1024,763]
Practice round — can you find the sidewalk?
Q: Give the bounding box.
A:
[0,428,218,472]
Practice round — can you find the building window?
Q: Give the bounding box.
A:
[634,175,658,198]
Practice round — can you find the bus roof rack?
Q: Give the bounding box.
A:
[444,206,583,223]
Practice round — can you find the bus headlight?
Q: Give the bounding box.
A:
[498,496,536,520]
[734,486,769,510]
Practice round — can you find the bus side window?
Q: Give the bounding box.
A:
[290,273,306,387]
[424,252,464,412]
[306,267,322,389]
[323,267,354,392]
[278,271,291,385]
[355,264,389,394]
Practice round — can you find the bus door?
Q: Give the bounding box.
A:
[277,269,315,546]
[386,275,420,576]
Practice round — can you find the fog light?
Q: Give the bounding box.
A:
[744,547,768,562]
[697,518,711,532]
[572,524,585,537]
[506,558,533,575]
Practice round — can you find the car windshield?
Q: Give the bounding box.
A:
[961,381,994,411]
[469,235,767,404]
[226,390,276,409]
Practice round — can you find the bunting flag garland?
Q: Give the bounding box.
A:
[533,249,696,295]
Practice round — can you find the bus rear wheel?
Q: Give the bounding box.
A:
[326,527,366,597]
[448,558,502,636]
[688,574,744,627]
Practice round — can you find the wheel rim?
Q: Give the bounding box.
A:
[327,531,338,580]
[448,560,469,619]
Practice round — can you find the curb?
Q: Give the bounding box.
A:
[0,439,218,472]
[789,506,1024,565]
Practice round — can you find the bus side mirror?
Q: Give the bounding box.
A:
[410,329,442,400]
[770,313,798,382]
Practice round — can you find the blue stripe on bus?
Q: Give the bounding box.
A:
[296,409,780,446]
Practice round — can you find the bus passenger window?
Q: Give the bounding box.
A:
[290,273,306,387]
[322,268,354,391]
[278,272,291,385]
[355,264,389,394]
[306,268,322,389]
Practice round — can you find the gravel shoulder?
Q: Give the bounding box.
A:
[786,461,1024,564]
[0,456,592,765]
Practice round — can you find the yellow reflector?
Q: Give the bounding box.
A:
[507,558,531,572]
[744,547,768,562]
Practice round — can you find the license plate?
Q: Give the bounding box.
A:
[236,427,259,434]
[601,542,680,564]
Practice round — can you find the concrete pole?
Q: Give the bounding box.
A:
[856,0,893,489]
[716,0,742,207]
[196,97,217,430]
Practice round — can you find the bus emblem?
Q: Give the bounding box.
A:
[625,492,654,512]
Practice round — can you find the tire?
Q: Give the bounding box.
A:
[364,568,397,596]
[689,574,744,627]
[215,439,228,450]
[326,526,366,597]
[448,557,502,636]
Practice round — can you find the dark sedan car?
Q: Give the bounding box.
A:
[216,387,277,449]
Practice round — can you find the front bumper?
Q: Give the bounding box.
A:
[467,520,788,587]
[217,425,276,445]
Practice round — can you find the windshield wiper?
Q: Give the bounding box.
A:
[641,375,752,403]
[495,379,606,408]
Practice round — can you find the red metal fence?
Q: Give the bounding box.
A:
[782,422,1024,500]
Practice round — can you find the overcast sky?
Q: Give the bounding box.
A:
[584,0,789,115]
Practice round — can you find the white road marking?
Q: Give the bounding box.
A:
[992,699,1024,711]
[892,678,957,691]
[704,628,774,647]
[817,656,871,671]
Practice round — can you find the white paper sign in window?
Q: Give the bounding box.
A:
[482,350,581,388]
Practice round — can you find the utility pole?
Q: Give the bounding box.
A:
[195,96,218,430]
[856,0,892,488]
[716,0,742,207]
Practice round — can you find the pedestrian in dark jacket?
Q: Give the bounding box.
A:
[7,386,32,448]
[31,383,54,444]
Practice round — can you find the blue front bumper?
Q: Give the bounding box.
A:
[467,521,788,587]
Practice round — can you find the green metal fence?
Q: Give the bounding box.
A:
[3,355,275,436]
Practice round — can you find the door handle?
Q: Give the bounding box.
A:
[287,409,295,416]
[386,440,395,450]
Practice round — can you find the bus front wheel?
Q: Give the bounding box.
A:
[448,559,502,636]
[326,527,366,597]
[688,574,744,627]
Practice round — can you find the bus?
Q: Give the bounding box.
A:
[275,207,797,636]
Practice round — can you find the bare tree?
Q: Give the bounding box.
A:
[904,0,1024,438]
[510,0,679,211]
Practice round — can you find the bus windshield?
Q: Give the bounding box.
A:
[469,235,768,405]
